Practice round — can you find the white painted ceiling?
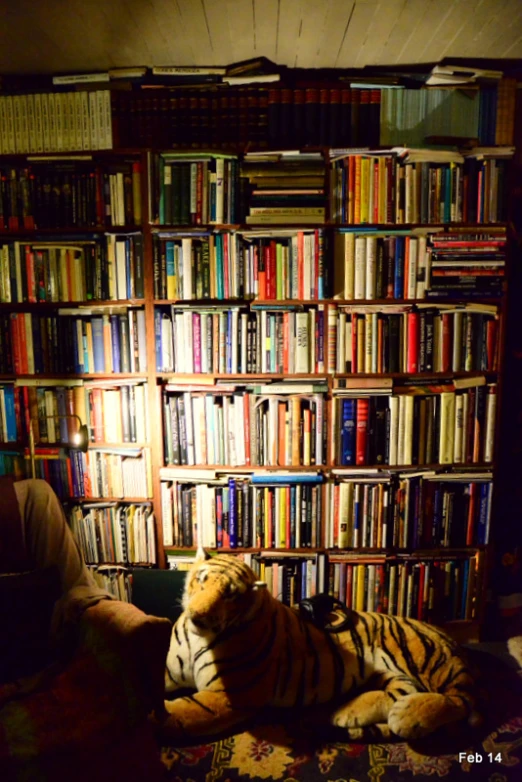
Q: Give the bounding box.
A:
[0,0,521,75]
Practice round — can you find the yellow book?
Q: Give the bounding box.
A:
[378,156,386,222]
[356,564,366,611]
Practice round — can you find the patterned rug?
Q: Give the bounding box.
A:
[161,648,522,781]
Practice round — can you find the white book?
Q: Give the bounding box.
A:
[89,91,99,150]
[53,73,110,85]
[231,309,239,373]
[403,395,414,464]
[47,93,57,152]
[40,93,51,152]
[452,312,463,371]
[161,316,173,372]
[5,96,16,153]
[416,236,428,298]
[365,236,377,299]
[183,311,194,373]
[134,383,147,443]
[406,238,418,299]
[215,158,225,224]
[181,238,193,299]
[116,171,125,225]
[72,92,83,151]
[309,309,316,372]
[54,93,64,151]
[295,312,310,373]
[337,311,346,373]
[389,395,399,465]
[184,392,195,465]
[439,391,456,464]
[354,236,366,300]
[127,311,136,373]
[192,396,206,465]
[240,312,248,373]
[0,98,7,155]
[115,239,127,300]
[96,90,106,150]
[33,93,44,153]
[484,387,497,463]
[103,90,113,149]
[80,92,91,150]
[454,393,464,463]
[344,232,355,300]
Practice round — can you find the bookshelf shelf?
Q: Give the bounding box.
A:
[62,497,152,503]
[0,226,141,236]
[157,372,329,381]
[0,300,146,311]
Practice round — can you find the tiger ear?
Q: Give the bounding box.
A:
[195,549,211,563]
[253,581,267,590]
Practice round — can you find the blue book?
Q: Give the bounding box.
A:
[216,235,224,300]
[393,236,405,299]
[166,242,175,295]
[251,473,323,485]
[341,399,356,465]
[477,483,491,545]
[55,387,69,442]
[228,479,237,549]
[110,315,121,373]
[2,386,17,442]
[82,321,90,373]
[125,238,132,299]
[91,318,105,373]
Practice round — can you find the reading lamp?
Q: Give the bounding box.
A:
[28,415,89,479]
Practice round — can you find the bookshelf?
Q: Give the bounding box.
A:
[0,69,517,641]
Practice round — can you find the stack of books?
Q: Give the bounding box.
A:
[241,152,326,225]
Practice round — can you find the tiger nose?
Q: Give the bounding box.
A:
[190,610,209,629]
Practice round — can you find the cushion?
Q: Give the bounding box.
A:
[0,566,61,683]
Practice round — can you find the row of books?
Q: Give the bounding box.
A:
[161,473,323,549]
[330,305,499,374]
[1,310,147,375]
[162,385,326,468]
[330,152,510,225]
[0,233,145,304]
[333,382,496,466]
[155,306,327,375]
[151,153,240,226]
[111,80,516,151]
[0,160,141,231]
[8,380,150,446]
[324,555,480,621]
[326,472,492,550]
[71,502,156,565]
[380,81,516,147]
[30,447,152,499]
[334,229,506,302]
[0,451,23,477]
[88,565,131,602]
[0,91,113,155]
[152,228,326,301]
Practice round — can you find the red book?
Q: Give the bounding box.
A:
[345,564,353,608]
[355,398,369,465]
[466,482,478,546]
[269,240,277,299]
[407,312,419,373]
[18,313,28,374]
[25,246,36,303]
[257,245,266,300]
[267,489,273,549]
[441,313,452,372]
[373,159,380,223]
[486,318,498,370]
[9,315,21,375]
[265,244,272,300]
[417,563,426,620]
[223,233,230,298]
[94,168,104,227]
[333,483,340,547]
[196,162,203,224]
[282,312,289,374]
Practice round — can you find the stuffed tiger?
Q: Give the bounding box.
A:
[159,553,481,741]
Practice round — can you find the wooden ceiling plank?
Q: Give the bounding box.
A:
[170,0,214,64]
[444,0,510,58]
[253,0,278,61]
[202,0,233,65]
[481,4,522,57]
[147,0,196,63]
[375,0,432,65]
[292,0,331,68]
[313,0,356,69]
[419,0,482,63]
[467,0,522,58]
[400,0,454,64]
[354,0,404,67]
[276,0,303,67]
[226,0,255,63]
[335,1,381,68]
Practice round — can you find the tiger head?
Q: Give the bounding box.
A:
[183,552,267,636]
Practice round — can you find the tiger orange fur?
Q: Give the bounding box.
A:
[159,554,480,741]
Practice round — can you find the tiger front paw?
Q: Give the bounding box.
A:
[388,693,447,740]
